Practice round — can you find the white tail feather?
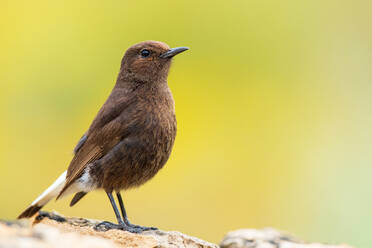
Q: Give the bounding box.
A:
[18,170,89,218]
[31,171,67,206]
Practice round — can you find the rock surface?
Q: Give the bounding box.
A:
[220,229,353,248]
[0,211,217,248]
[0,211,353,248]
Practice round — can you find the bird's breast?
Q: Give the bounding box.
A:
[97,87,177,190]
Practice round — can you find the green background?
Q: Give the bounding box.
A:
[1,0,371,247]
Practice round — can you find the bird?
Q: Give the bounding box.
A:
[18,40,189,233]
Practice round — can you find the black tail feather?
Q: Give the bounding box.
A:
[18,205,43,219]
[70,192,87,207]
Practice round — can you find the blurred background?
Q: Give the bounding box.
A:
[1,0,371,247]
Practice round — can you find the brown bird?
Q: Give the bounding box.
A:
[18,41,188,233]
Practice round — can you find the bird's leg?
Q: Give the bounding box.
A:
[94,192,126,232]
[107,191,126,226]
[116,192,131,225]
[94,192,155,233]
[116,192,157,231]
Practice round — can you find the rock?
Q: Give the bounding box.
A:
[0,220,117,248]
[0,211,217,248]
[0,212,353,248]
[219,229,353,248]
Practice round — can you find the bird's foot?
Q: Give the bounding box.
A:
[94,221,157,233]
[94,221,122,232]
[125,222,158,232]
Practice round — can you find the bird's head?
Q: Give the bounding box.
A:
[118,41,188,85]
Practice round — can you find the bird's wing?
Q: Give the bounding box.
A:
[57,94,137,198]
[73,133,87,154]
[57,138,104,199]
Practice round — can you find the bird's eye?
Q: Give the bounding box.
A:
[140,49,151,58]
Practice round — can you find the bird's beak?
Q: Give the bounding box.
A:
[160,47,189,58]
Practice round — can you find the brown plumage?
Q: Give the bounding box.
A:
[18,41,188,232]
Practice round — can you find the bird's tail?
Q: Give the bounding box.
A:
[18,171,67,219]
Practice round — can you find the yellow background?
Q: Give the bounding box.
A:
[1,1,371,247]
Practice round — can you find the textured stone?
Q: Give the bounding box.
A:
[219,229,353,248]
[0,211,217,248]
[0,212,353,248]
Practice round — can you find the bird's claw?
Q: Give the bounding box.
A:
[94,221,121,232]
[126,223,158,231]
